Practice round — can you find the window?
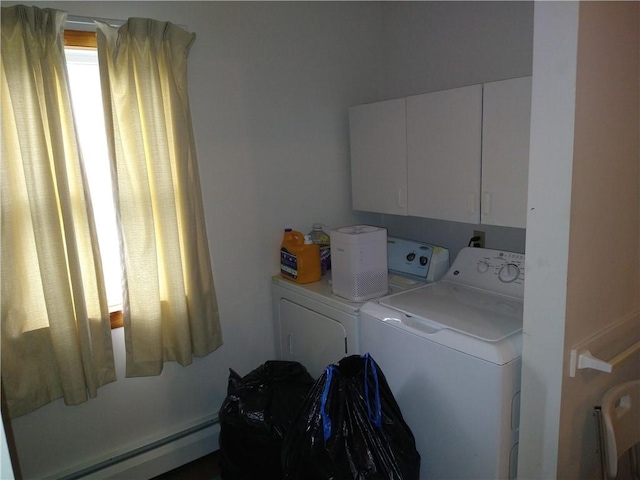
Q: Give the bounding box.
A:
[3,11,222,418]
[65,30,123,328]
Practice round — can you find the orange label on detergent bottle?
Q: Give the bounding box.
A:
[280,229,321,284]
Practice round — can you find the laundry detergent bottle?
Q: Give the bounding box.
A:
[280,229,321,284]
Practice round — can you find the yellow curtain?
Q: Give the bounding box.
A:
[96,19,222,377]
[1,5,116,418]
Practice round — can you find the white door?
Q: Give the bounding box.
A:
[407,85,483,223]
[481,76,532,228]
[279,299,347,378]
[349,98,408,215]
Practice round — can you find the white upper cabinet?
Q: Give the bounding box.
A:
[481,76,532,228]
[407,84,483,223]
[349,98,408,215]
[348,76,532,228]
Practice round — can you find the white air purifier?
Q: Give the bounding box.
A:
[330,225,388,302]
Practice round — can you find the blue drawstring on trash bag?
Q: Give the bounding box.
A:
[282,354,421,480]
[364,352,382,429]
[320,365,334,442]
[321,354,382,442]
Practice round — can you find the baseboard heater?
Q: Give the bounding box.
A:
[57,416,220,480]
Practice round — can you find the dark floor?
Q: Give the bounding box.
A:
[151,450,221,480]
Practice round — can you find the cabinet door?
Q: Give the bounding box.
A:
[481,77,532,228]
[407,85,483,223]
[349,98,407,215]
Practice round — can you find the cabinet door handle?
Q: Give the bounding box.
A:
[288,334,294,356]
[482,191,492,216]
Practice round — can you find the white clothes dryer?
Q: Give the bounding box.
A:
[359,247,525,480]
[271,237,449,379]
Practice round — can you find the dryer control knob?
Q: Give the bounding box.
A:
[477,261,490,273]
[498,263,520,283]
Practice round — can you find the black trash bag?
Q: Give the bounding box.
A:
[282,353,421,480]
[218,360,316,480]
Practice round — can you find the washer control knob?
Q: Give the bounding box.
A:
[420,256,429,266]
[498,263,520,283]
[406,253,416,262]
[477,261,490,273]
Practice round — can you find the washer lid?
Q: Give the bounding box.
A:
[379,281,523,343]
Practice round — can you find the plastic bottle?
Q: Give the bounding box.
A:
[280,229,321,284]
[307,223,331,275]
[308,223,330,245]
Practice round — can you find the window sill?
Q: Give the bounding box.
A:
[110,311,123,329]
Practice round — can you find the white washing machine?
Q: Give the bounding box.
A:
[360,247,525,480]
[271,237,449,379]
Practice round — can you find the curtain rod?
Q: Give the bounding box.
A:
[65,14,187,31]
[66,14,125,31]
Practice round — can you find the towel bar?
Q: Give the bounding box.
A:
[569,310,640,377]
[573,343,640,376]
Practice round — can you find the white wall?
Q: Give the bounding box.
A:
[379,1,534,99]
[4,2,381,478]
